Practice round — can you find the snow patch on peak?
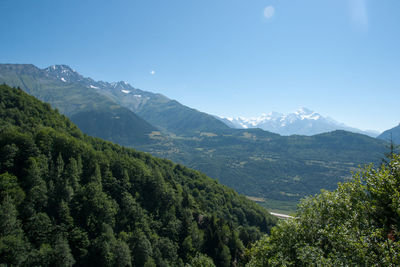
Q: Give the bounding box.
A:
[51,65,75,73]
[301,113,320,120]
[295,107,313,115]
[293,107,321,121]
[121,90,131,94]
[90,85,99,89]
[45,65,82,83]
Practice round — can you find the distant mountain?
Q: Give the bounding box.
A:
[377,123,400,144]
[42,65,230,136]
[218,107,379,137]
[0,64,156,146]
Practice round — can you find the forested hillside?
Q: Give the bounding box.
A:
[0,84,276,267]
[247,155,400,266]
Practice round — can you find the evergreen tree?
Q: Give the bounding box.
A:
[0,196,29,265]
[52,236,75,267]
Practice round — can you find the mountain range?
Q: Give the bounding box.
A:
[45,65,381,138]
[0,64,391,207]
[217,108,379,137]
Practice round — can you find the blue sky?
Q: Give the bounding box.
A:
[1,0,399,132]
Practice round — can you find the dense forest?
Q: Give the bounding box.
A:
[247,154,400,266]
[0,84,276,266]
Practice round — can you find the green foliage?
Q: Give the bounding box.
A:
[0,173,25,205]
[52,236,76,267]
[187,253,216,267]
[0,196,29,265]
[247,155,400,266]
[0,84,276,266]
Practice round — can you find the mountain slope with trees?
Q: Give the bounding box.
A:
[0,84,276,266]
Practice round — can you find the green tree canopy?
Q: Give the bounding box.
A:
[247,154,400,266]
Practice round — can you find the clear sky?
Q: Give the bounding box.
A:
[1,0,399,132]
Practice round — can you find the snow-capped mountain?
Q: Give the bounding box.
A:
[218,108,380,137]
[44,65,84,83]
[44,65,132,90]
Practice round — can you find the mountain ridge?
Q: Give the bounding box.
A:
[43,64,230,136]
[377,123,400,144]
